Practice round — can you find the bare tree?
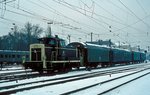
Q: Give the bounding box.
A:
[0,22,44,51]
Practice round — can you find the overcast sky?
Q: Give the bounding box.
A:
[0,0,150,49]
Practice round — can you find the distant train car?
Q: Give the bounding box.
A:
[0,50,29,65]
[132,51,141,63]
[146,52,150,61]
[140,52,146,62]
[66,42,111,68]
[112,48,132,64]
[66,42,146,68]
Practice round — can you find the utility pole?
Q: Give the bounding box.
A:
[68,35,71,43]
[118,41,120,48]
[47,21,53,36]
[138,45,140,51]
[91,32,93,42]
[109,39,111,48]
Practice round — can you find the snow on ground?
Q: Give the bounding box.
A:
[0,66,134,88]
[11,69,150,95]
[103,72,150,95]
[0,66,26,74]
[0,65,23,70]
[1,63,148,88]
[10,71,132,95]
[71,69,150,95]
[1,62,150,95]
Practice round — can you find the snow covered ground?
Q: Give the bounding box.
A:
[1,63,150,95]
[0,65,23,70]
[104,73,150,95]
[10,69,150,95]
[1,63,148,88]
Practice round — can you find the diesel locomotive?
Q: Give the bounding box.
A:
[24,35,146,73]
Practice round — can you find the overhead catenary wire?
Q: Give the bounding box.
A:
[52,0,127,42]
[0,0,149,48]
[26,0,81,30]
[0,1,97,40]
[52,0,146,43]
[30,0,108,35]
[3,2,81,31]
[135,0,147,15]
[118,0,150,30]
[91,0,150,44]
[54,0,148,34]
[2,0,146,37]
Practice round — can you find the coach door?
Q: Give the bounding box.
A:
[83,48,88,66]
[109,49,113,66]
[79,47,88,67]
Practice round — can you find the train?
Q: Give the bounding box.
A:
[24,35,146,73]
[0,50,29,66]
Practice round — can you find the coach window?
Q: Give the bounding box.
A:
[12,55,15,58]
[0,54,3,58]
[26,55,29,58]
[9,55,11,58]
[17,55,20,58]
[5,55,8,58]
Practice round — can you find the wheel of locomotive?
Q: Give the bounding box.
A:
[23,64,28,69]
[63,64,72,72]
[76,67,80,70]
[38,70,43,74]
[93,64,98,68]
[110,63,115,67]
[86,66,91,71]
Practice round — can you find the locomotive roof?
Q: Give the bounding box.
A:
[0,50,29,53]
[38,35,65,41]
[67,42,111,49]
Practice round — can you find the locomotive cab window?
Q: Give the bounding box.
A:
[60,40,66,47]
[48,39,56,46]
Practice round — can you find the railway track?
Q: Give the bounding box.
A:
[60,68,150,95]
[0,68,23,71]
[0,63,149,95]
[0,69,40,83]
[0,70,32,76]
[0,63,144,83]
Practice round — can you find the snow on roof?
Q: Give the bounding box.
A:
[0,50,29,53]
